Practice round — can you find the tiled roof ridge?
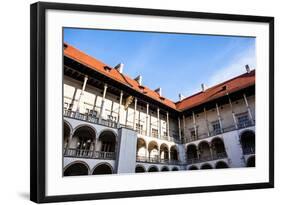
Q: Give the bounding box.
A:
[175,70,255,104]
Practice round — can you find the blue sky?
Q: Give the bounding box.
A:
[64,28,256,102]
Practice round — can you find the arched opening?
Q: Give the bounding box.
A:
[247,156,255,167]
[160,143,169,162]
[135,165,146,173]
[240,131,255,155]
[186,144,198,163]
[198,141,211,161]
[188,165,198,170]
[63,162,89,176]
[211,138,227,159]
[70,126,96,157]
[161,166,169,172]
[215,161,229,169]
[201,163,212,169]
[170,145,179,161]
[99,130,116,152]
[64,121,71,150]
[136,138,147,161]
[148,166,159,172]
[172,167,179,171]
[148,141,159,162]
[92,163,113,175]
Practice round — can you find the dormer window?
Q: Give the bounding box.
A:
[139,85,145,92]
[104,66,111,72]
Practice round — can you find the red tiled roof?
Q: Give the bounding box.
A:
[64,43,255,112]
[64,44,177,109]
[176,70,255,111]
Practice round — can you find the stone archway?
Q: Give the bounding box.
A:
[64,162,89,176]
[98,130,117,152]
[170,145,179,161]
[69,125,96,157]
[64,121,71,150]
[161,166,169,172]
[186,144,198,163]
[92,163,113,175]
[148,141,159,162]
[247,156,255,167]
[188,165,198,170]
[148,166,159,172]
[198,141,211,161]
[215,161,229,169]
[201,163,213,169]
[240,130,255,155]
[135,165,146,173]
[211,137,227,159]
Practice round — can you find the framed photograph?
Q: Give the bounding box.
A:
[30,2,274,203]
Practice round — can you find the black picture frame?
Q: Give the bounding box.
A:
[30,2,274,203]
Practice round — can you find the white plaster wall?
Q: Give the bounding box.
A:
[222,130,245,168]
[116,128,138,173]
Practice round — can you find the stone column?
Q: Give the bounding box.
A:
[65,132,73,154]
[166,112,170,140]
[178,117,182,141]
[99,83,107,122]
[228,94,238,129]
[243,94,254,124]
[192,111,197,139]
[76,75,88,113]
[216,103,223,133]
[204,107,210,136]
[209,143,214,160]
[182,115,186,139]
[146,103,149,136]
[157,108,160,138]
[133,98,137,130]
[117,90,123,125]
[168,146,171,161]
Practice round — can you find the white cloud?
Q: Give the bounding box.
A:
[207,45,256,88]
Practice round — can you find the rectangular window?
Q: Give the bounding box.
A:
[86,108,97,117]
[212,120,221,135]
[236,112,251,128]
[151,128,158,138]
[189,127,198,141]
[64,102,69,110]
[107,115,117,122]
[136,123,144,134]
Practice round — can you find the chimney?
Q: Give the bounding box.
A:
[134,75,142,85]
[201,83,206,92]
[114,63,124,73]
[179,93,184,101]
[155,87,162,96]
[245,64,250,73]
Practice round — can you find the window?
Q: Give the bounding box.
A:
[107,115,117,122]
[212,120,221,135]
[236,112,251,128]
[152,128,158,138]
[136,123,144,134]
[189,127,198,140]
[64,102,69,110]
[86,108,97,117]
